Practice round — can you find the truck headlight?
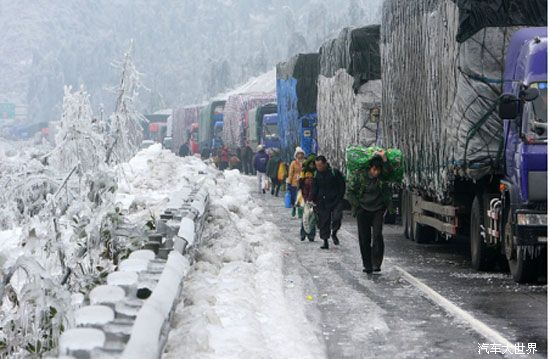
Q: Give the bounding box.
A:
[516,213,547,226]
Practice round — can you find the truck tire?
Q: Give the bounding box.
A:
[402,190,410,239]
[470,196,495,271]
[504,210,539,283]
[412,216,434,244]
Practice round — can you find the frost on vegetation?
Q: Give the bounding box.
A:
[0,44,151,357]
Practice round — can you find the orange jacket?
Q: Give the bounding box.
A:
[287,160,303,187]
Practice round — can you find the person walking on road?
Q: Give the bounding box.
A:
[287,147,305,217]
[242,144,254,175]
[345,151,393,274]
[266,148,283,196]
[308,155,346,249]
[253,145,269,194]
[299,154,317,241]
[219,146,229,171]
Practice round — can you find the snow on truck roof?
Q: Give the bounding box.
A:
[212,68,276,100]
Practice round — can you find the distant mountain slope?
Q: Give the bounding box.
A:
[0,0,381,123]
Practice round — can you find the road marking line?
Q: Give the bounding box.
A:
[394,265,516,351]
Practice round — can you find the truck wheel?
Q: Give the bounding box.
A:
[413,217,434,244]
[402,190,410,239]
[504,210,539,283]
[470,196,495,271]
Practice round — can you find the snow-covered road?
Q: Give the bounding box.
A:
[163,172,325,359]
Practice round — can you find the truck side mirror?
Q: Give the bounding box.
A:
[519,87,540,102]
[498,94,519,119]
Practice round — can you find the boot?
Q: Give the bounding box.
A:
[331,231,340,245]
[291,206,296,217]
[320,239,329,250]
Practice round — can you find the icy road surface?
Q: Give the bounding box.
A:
[164,172,546,359]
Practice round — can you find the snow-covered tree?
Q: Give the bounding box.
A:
[53,86,106,174]
[106,44,147,164]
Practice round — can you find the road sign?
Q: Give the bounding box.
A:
[0,103,16,119]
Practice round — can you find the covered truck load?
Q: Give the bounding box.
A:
[247,103,277,150]
[380,0,547,201]
[276,53,320,161]
[171,105,203,154]
[222,93,276,149]
[317,25,382,173]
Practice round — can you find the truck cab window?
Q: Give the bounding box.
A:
[522,83,547,143]
[264,124,278,139]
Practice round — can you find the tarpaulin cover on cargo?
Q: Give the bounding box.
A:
[453,0,547,42]
[222,93,276,149]
[316,25,382,173]
[380,0,547,200]
[317,71,381,173]
[319,25,381,92]
[276,53,320,161]
[171,105,203,153]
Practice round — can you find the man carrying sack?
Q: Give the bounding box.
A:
[346,150,394,274]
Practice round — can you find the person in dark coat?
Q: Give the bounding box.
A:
[253,145,270,194]
[200,147,211,160]
[308,155,346,249]
[345,152,393,274]
[219,147,229,171]
[242,145,254,175]
[178,143,190,157]
[266,148,283,196]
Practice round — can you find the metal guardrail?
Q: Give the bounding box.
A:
[57,185,209,359]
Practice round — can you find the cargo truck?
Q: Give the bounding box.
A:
[382,0,547,283]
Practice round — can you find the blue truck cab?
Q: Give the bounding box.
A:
[211,120,224,151]
[261,113,280,150]
[494,27,547,282]
[299,113,318,157]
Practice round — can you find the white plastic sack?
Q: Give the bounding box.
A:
[302,202,317,234]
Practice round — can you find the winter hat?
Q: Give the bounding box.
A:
[294,146,305,158]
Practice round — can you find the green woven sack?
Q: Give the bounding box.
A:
[345,145,404,183]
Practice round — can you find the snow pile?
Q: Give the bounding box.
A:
[116,143,218,224]
[163,171,324,359]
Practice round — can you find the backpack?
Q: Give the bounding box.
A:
[277,161,288,181]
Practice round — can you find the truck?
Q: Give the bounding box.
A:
[211,121,224,152]
[261,113,280,150]
[247,103,277,149]
[316,25,381,172]
[188,123,200,155]
[276,53,320,161]
[199,100,225,155]
[381,0,547,283]
[143,113,170,142]
[169,105,203,154]
[222,93,276,150]
[299,113,318,156]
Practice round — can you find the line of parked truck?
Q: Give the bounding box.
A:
[145,0,547,283]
